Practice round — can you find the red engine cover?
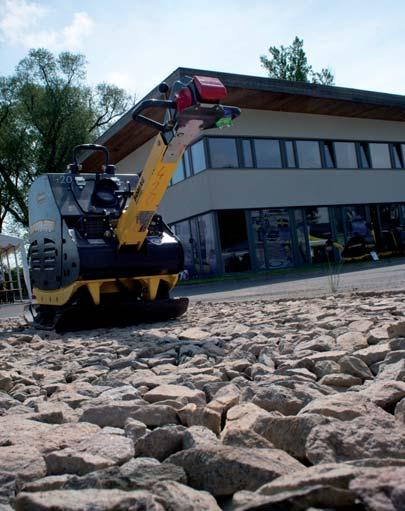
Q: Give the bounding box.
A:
[194,75,227,102]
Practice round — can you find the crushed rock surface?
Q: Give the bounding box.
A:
[0,291,404,510]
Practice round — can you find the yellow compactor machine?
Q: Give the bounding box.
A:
[26,75,240,331]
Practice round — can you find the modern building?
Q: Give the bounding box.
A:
[84,68,405,276]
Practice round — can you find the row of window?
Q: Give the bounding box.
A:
[172,203,405,275]
[170,137,405,185]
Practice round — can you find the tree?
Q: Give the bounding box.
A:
[0,48,133,231]
[260,37,334,85]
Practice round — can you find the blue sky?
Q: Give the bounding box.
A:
[0,0,405,99]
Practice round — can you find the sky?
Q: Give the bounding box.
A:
[0,0,405,100]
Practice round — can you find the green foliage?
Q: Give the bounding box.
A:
[260,37,335,85]
[0,48,133,231]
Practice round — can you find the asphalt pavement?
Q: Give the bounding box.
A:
[173,260,405,302]
[3,260,405,321]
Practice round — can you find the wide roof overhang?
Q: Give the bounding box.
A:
[83,67,405,170]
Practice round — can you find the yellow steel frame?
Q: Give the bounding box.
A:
[33,274,179,307]
[115,134,178,248]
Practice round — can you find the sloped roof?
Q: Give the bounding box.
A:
[82,67,405,170]
[0,234,23,253]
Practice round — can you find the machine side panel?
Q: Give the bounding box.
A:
[48,173,138,216]
[28,176,64,291]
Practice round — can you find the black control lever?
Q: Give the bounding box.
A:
[131,99,176,132]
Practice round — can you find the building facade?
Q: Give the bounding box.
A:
[86,68,405,276]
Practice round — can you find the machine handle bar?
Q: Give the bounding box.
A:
[131,99,176,132]
[73,144,110,167]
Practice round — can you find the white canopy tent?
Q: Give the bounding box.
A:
[0,234,32,301]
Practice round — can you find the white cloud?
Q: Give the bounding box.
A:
[106,71,134,90]
[0,0,46,44]
[0,0,94,51]
[62,12,94,50]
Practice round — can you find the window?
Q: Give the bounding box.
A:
[184,150,192,177]
[380,204,400,230]
[217,211,250,272]
[344,206,371,238]
[190,140,206,174]
[284,141,297,168]
[305,207,335,263]
[171,158,185,185]
[241,139,253,167]
[208,138,239,168]
[392,143,405,169]
[332,206,346,246]
[197,213,218,274]
[358,142,371,168]
[251,209,293,269]
[323,141,336,168]
[369,143,391,168]
[335,142,357,168]
[254,139,282,168]
[294,208,310,264]
[296,141,322,168]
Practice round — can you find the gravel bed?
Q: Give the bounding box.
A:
[0,292,404,510]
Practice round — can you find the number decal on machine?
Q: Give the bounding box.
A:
[59,175,73,185]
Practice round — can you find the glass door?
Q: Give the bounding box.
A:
[251,209,294,269]
[305,207,335,263]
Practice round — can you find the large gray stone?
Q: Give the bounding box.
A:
[153,481,221,510]
[298,392,392,421]
[359,380,405,411]
[177,403,221,434]
[182,426,219,449]
[23,458,187,493]
[134,425,185,461]
[0,445,46,482]
[221,403,272,444]
[79,402,178,427]
[45,432,134,475]
[0,445,46,504]
[319,372,362,388]
[396,397,405,424]
[14,489,164,511]
[338,355,373,380]
[255,413,329,461]
[252,383,325,416]
[143,384,206,405]
[336,332,368,352]
[166,445,304,496]
[352,344,390,366]
[306,417,405,464]
[0,417,100,453]
[376,351,405,381]
[235,485,356,511]
[256,462,367,496]
[349,466,405,511]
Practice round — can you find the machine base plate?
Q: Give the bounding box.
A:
[25,298,189,333]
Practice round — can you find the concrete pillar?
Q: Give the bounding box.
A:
[14,248,23,301]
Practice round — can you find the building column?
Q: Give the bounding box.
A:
[14,248,23,301]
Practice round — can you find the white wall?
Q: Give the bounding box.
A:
[116,137,156,174]
[201,109,405,141]
[159,168,405,224]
